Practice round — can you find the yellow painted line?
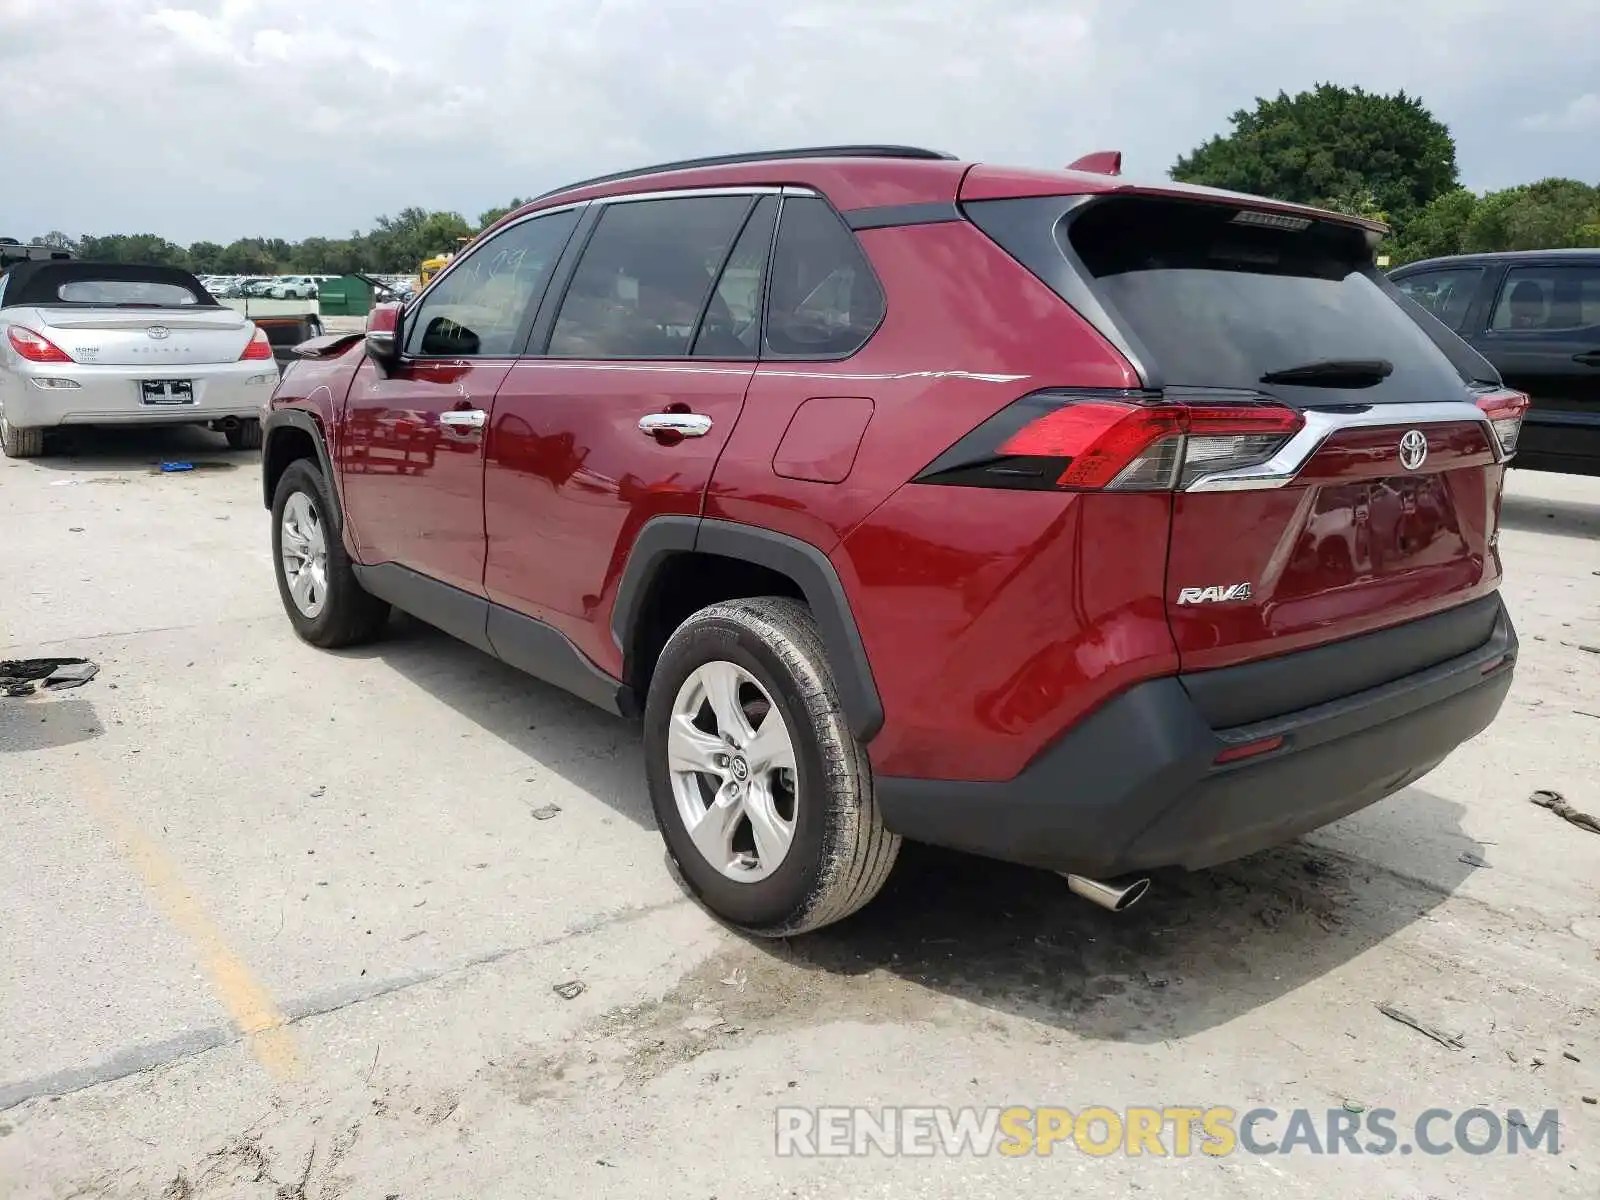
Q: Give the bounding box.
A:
[75,762,304,1081]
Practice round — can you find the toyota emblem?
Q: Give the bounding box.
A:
[1398,429,1428,471]
[147,325,171,340]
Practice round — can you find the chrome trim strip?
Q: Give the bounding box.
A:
[1183,401,1498,492]
[593,185,794,205]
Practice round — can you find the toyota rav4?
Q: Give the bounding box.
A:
[260,145,1524,935]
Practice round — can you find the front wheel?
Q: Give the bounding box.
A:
[270,459,389,648]
[644,596,900,936]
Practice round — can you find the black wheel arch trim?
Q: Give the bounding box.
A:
[262,407,342,532]
[612,516,885,743]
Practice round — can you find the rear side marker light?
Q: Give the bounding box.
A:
[1214,735,1285,765]
[1474,388,1529,456]
[7,325,74,363]
[916,391,1304,493]
[30,377,81,390]
[240,326,273,361]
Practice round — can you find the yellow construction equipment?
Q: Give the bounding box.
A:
[415,236,474,291]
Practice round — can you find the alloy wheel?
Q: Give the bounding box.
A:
[280,491,329,618]
[667,660,800,882]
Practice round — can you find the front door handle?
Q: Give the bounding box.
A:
[638,412,712,438]
[1574,351,1600,367]
[438,409,486,429]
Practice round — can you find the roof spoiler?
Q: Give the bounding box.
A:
[1067,150,1122,176]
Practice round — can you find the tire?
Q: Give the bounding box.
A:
[270,458,389,648]
[644,596,900,936]
[0,416,43,459]
[226,418,263,451]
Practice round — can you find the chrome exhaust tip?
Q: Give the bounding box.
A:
[1063,873,1151,912]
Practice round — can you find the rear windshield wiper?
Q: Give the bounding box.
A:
[1260,358,1394,388]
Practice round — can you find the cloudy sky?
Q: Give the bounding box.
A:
[2,0,1595,245]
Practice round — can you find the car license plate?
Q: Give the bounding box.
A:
[141,379,194,405]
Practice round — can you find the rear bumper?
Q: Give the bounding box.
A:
[875,595,1516,877]
[1,361,277,428]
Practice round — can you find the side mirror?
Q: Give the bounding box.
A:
[365,301,404,368]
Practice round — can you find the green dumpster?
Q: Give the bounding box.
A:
[317,273,380,317]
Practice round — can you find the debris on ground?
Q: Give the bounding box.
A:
[1459,851,1492,868]
[1530,790,1600,835]
[530,804,562,821]
[1563,1051,1581,1063]
[310,785,326,798]
[553,980,585,1000]
[160,462,195,473]
[1584,1096,1598,1106]
[1,658,99,697]
[1376,1002,1466,1050]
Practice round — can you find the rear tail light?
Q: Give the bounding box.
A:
[1474,388,1529,456]
[915,391,1304,493]
[240,326,273,361]
[7,326,74,364]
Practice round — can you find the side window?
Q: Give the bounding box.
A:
[763,196,885,359]
[548,195,751,358]
[692,196,778,359]
[1393,267,1483,331]
[1489,264,1600,334]
[405,210,578,357]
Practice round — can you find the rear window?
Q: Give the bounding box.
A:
[56,279,203,306]
[1062,197,1473,400]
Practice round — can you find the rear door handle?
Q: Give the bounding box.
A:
[438,409,486,428]
[638,412,712,438]
[1574,351,1600,366]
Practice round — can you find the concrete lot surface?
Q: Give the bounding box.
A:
[2,427,1597,1198]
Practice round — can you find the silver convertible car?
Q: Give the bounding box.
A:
[0,260,278,458]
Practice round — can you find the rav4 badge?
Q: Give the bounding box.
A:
[1177,583,1254,605]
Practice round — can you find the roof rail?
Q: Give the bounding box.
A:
[527,144,959,204]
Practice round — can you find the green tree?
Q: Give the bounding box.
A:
[478,198,531,229]
[366,207,473,273]
[1173,84,1459,227]
[1463,179,1600,252]
[1384,188,1479,264]
[73,234,189,266]
[187,241,226,273]
[1383,180,1600,266]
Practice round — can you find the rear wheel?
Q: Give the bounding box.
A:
[0,416,43,459]
[644,596,900,936]
[225,419,263,451]
[271,458,389,648]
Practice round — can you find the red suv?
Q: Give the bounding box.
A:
[261,145,1524,934]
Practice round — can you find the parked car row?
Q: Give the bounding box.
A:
[201,274,333,300]
[255,144,1528,936]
